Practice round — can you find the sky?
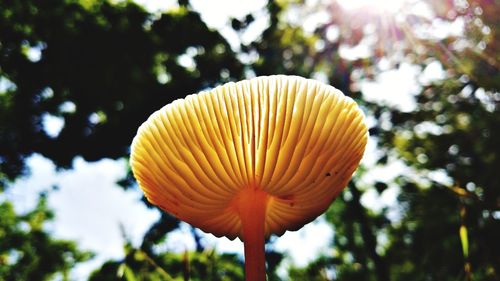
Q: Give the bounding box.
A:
[3,152,336,278]
[3,1,333,279]
[2,0,448,279]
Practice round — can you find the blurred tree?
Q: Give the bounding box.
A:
[0,0,243,184]
[89,242,245,281]
[1,0,499,280]
[376,1,500,280]
[0,194,92,280]
[0,0,245,279]
[273,0,499,280]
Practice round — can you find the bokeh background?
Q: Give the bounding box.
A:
[0,0,499,280]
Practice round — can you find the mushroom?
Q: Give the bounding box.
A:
[130,75,368,280]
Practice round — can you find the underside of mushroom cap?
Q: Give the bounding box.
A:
[130,75,368,240]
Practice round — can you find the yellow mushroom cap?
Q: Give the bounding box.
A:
[130,75,368,240]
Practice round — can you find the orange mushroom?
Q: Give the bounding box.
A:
[130,75,368,280]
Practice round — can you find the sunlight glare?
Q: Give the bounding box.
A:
[336,0,406,14]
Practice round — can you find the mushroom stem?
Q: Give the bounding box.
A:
[237,187,268,281]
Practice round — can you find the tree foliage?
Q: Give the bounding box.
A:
[0,0,498,280]
[89,244,245,281]
[0,0,243,183]
[0,195,92,280]
[291,0,500,280]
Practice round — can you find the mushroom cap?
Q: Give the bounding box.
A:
[130,75,368,240]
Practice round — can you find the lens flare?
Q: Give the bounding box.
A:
[336,0,406,14]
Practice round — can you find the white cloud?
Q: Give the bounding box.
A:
[189,0,267,29]
[43,114,65,138]
[5,154,159,280]
[131,0,178,12]
[275,219,333,267]
[361,62,421,112]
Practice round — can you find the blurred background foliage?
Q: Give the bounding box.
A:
[0,0,499,280]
